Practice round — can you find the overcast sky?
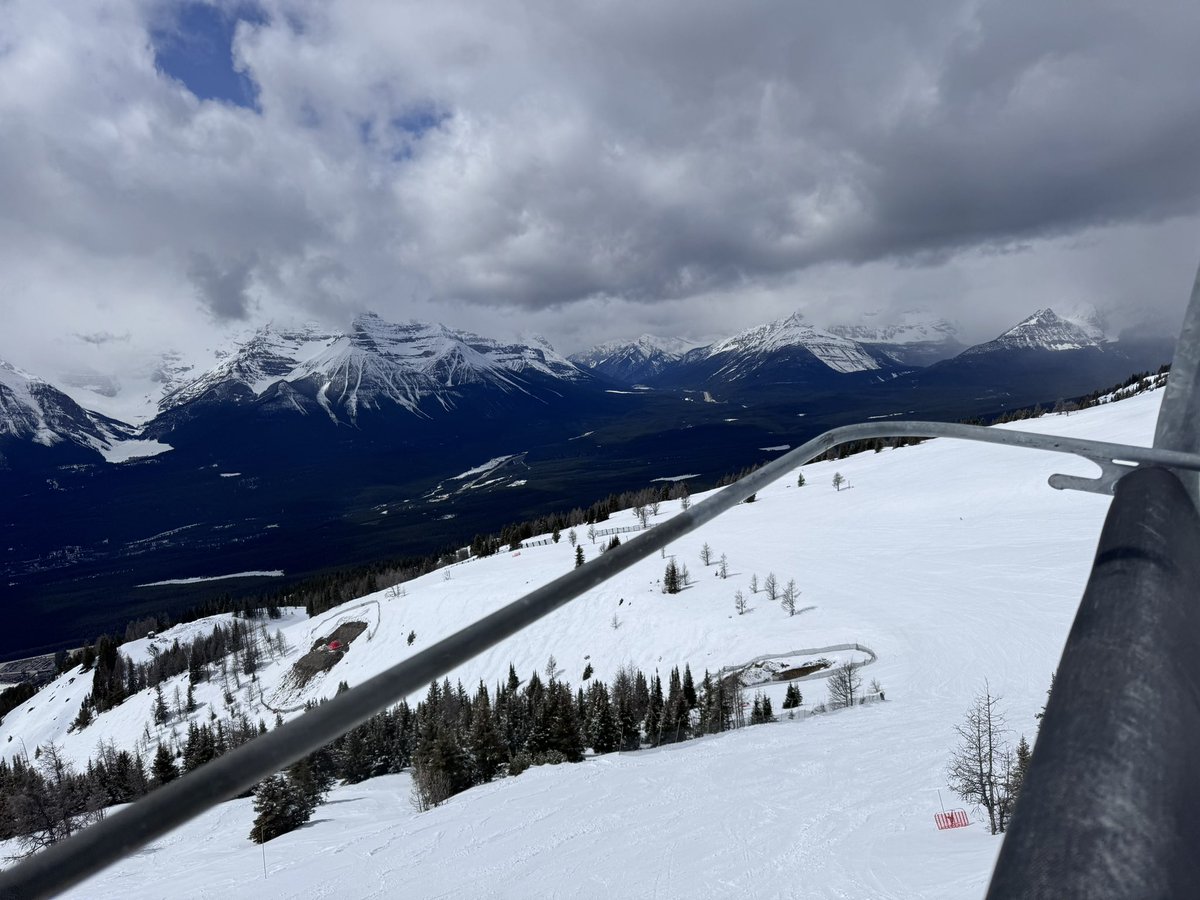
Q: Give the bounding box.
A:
[3,0,1200,392]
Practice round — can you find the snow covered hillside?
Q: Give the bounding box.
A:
[0,387,1166,898]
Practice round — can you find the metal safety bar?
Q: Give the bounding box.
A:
[986,263,1200,898]
[3,273,1200,898]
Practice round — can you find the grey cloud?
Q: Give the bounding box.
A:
[188,252,258,320]
[75,331,131,346]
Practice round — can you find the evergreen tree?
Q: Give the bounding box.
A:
[575,545,585,568]
[468,686,506,784]
[782,683,803,709]
[660,667,688,744]
[586,683,620,754]
[152,684,169,726]
[663,560,681,594]
[645,674,664,746]
[151,743,178,786]
[249,774,311,843]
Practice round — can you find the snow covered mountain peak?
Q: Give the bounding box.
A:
[0,358,134,453]
[964,308,1109,356]
[706,312,881,374]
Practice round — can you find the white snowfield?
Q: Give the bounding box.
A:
[0,388,1166,898]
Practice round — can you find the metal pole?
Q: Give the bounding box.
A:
[1153,260,1200,502]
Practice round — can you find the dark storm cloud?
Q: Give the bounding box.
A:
[2,0,1199,376]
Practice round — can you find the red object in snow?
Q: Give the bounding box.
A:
[935,810,970,830]
[328,640,342,651]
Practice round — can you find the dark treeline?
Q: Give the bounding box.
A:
[4,659,776,853]
[0,703,271,858]
[253,660,773,841]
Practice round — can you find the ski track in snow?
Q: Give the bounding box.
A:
[0,390,1169,899]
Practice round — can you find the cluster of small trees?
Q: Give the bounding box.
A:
[741,571,801,616]
[662,558,691,593]
[0,744,106,859]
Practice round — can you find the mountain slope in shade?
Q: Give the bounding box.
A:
[827,313,964,366]
[155,314,589,427]
[569,334,700,384]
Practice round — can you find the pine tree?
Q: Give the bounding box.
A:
[249,774,312,843]
[660,668,688,744]
[734,590,747,615]
[586,683,620,754]
[153,684,169,726]
[575,545,585,568]
[468,686,506,783]
[663,560,681,594]
[151,743,178,786]
[782,683,803,709]
[750,694,764,725]
[645,674,664,746]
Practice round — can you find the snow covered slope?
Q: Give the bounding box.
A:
[0,388,1166,898]
[828,313,963,366]
[704,312,882,375]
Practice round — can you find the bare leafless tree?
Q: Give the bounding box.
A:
[764,573,779,603]
[947,682,1011,835]
[782,579,798,616]
[826,661,861,710]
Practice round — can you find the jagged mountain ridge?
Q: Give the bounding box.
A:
[156,314,589,426]
[568,334,699,384]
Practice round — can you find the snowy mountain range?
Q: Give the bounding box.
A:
[154,314,587,428]
[0,385,1168,898]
